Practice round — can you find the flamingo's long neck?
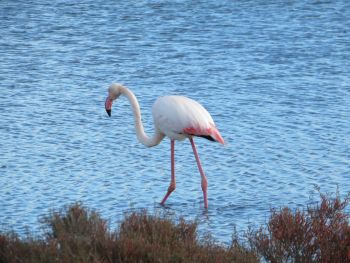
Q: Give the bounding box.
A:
[120,86,165,147]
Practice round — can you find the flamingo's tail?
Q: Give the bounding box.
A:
[210,126,225,145]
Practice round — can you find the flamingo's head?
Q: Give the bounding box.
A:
[105,83,123,117]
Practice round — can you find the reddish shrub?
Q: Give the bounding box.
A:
[248,190,350,262]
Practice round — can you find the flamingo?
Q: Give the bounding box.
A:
[105,83,224,209]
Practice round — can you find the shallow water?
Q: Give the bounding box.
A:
[1,0,350,242]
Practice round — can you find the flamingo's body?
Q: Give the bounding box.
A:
[105,83,224,208]
[152,96,224,144]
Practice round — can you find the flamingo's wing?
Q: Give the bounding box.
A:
[152,96,224,144]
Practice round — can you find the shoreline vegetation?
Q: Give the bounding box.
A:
[1,190,350,263]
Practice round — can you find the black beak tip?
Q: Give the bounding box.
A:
[106,109,111,117]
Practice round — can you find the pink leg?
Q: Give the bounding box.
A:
[189,138,208,209]
[161,139,176,205]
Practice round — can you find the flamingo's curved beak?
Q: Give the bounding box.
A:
[105,97,113,117]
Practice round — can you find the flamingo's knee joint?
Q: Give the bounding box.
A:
[168,182,176,193]
[201,179,208,192]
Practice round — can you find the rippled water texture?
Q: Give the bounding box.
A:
[1,1,350,242]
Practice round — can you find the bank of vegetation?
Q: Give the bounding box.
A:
[1,190,349,262]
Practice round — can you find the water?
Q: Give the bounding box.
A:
[1,1,350,242]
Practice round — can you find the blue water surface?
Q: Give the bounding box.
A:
[1,0,350,242]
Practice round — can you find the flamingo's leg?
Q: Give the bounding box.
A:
[160,139,176,205]
[189,137,208,209]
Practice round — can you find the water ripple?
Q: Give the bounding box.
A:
[1,0,350,243]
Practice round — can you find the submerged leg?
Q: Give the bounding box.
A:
[160,139,176,205]
[189,137,208,209]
